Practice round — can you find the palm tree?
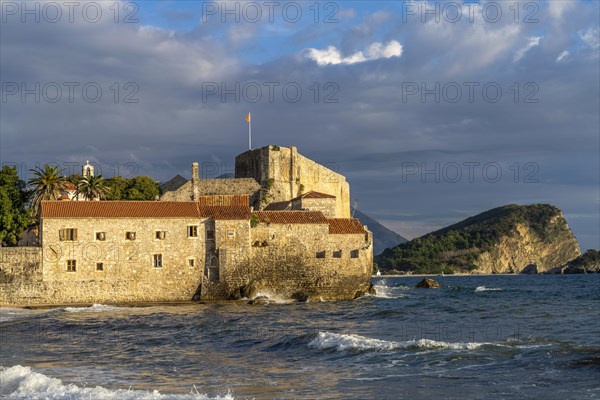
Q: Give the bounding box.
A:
[28,164,68,216]
[75,175,109,201]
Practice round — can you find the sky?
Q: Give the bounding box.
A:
[1,0,599,250]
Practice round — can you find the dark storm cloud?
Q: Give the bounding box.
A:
[0,0,598,249]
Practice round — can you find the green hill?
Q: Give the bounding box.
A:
[376,204,580,274]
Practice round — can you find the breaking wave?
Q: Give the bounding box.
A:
[475,286,503,292]
[0,365,234,400]
[371,280,410,299]
[308,331,490,352]
[63,304,130,313]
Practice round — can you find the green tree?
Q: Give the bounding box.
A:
[124,176,159,200]
[0,166,32,246]
[75,175,109,200]
[28,164,68,217]
[105,176,127,200]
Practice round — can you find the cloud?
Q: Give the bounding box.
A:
[513,36,542,62]
[305,40,402,66]
[548,1,576,23]
[556,50,570,63]
[580,27,600,49]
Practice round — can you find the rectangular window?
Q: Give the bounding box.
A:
[96,262,104,271]
[66,259,76,272]
[96,232,106,241]
[350,250,359,259]
[126,231,136,240]
[188,258,195,267]
[187,225,198,237]
[206,230,215,240]
[153,254,163,268]
[333,250,342,258]
[316,251,326,259]
[155,231,166,240]
[227,230,235,238]
[59,228,77,241]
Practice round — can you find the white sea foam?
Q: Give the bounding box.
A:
[308,331,489,352]
[474,286,503,292]
[0,365,234,400]
[63,304,134,313]
[249,292,294,304]
[371,280,410,299]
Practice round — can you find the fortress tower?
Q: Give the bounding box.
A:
[235,145,351,217]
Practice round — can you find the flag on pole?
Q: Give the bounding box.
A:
[246,112,252,150]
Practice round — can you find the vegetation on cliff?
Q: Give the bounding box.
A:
[376,204,579,274]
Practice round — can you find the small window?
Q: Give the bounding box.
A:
[153,254,163,268]
[333,250,342,258]
[96,232,106,241]
[155,231,166,240]
[59,228,77,241]
[188,258,195,267]
[126,231,136,240]
[350,250,359,259]
[96,262,104,271]
[227,230,235,238]
[206,230,215,240]
[316,251,326,259]
[187,225,198,237]
[66,259,76,272]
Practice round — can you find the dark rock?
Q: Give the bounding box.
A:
[248,296,270,305]
[228,287,242,300]
[521,264,538,274]
[240,283,258,299]
[352,283,376,299]
[291,291,309,302]
[415,278,441,289]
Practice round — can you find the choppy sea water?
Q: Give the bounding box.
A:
[1,275,599,399]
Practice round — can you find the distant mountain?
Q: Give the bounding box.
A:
[352,208,408,255]
[376,204,581,274]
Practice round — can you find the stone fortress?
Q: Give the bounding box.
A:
[0,146,373,306]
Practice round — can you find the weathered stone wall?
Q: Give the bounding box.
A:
[205,222,372,301]
[293,197,337,218]
[0,217,208,306]
[160,178,260,208]
[235,146,351,217]
[1,213,372,305]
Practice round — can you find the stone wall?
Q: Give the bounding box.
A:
[235,146,351,217]
[1,212,372,306]
[204,222,372,301]
[160,178,260,207]
[293,197,337,218]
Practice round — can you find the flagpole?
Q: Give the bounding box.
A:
[248,112,252,150]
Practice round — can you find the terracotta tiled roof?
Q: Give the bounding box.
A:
[64,183,76,190]
[40,201,251,220]
[199,206,251,220]
[253,211,328,224]
[264,201,291,211]
[197,194,249,207]
[291,191,336,201]
[328,218,367,234]
[58,195,70,200]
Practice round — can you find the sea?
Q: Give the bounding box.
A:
[1,275,599,399]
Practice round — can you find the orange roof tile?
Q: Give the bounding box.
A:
[328,218,367,234]
[197,194,249,207]
[253,211,328,224]
[40,201,251,220]
[291,191,336,201]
